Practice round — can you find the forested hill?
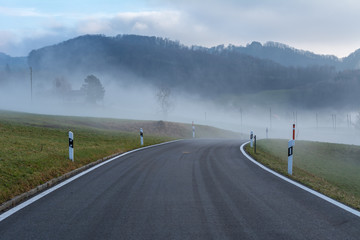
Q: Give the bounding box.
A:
[25,34,360,109]
[29,34,316,95]
[204,41,341,68]
[0,34,356,109]
[27,35,360,72]
[0,52,27,71]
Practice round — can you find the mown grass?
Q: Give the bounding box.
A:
[0,110,240,205]
[0,110,241,139]
[245,139,360,210]
[0,112,173,204]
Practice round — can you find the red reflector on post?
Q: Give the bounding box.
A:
[293,124,295,140]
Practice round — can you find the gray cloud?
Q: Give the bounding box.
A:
[146,0,360,56]
[1,0,360,57]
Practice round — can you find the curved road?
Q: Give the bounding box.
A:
[0,139,359,239]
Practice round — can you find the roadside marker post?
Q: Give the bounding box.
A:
[250,131,254,148]
[69,131,74,162]
[192,121,195,138]
[254,135,257,153]
[266,127,268,139]
[288,140,294,175]
[140,128,144,146]
[288,124,295,175]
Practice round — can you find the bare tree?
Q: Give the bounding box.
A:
[156,86,173,117]
[355,112,360,129]
[53,77,71,95]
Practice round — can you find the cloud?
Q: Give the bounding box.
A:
[1,0,360,57]
[75,10,204,43]
[0,6,60,17]
[133,22,148,31]
[0,10,187,56]
[77,18,112,34]
[0,6,40,17]
[146,0,360,56]
[0,26,76,56]
[0,31,18,46]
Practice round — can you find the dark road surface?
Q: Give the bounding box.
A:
[0,139,359,239]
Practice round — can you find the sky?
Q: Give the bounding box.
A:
[1,0,360,57]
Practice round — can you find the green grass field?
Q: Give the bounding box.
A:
[0,110,240,205]
[0,117,171,204]
[245,139,360,210]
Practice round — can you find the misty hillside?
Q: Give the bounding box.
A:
[0,53,27,71]
[2,34,360,110]
[343,49,360,69]
[13,35,360,71]
[28,35,306,96]
[205,41,342,68]
[3,36,360,72]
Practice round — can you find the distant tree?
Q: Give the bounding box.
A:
[53,77,71,95]
[156,86,173,117]
[5,63,11,74]
[355,112,360,130]
[80,75,105,104]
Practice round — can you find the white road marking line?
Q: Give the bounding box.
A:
[0,140,181,222]
[240,141,360,218]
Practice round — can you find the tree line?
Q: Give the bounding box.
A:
[1,34,356,110]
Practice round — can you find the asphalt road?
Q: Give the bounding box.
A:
[0,139,359,239]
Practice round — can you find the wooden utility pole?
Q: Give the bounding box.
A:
[30,67,33,102]
[270,107,272,129]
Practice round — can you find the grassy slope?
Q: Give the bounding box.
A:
[218,89,293,108]
[245,139,360,210]
[0,110,241,139]
[0,110,240,204]
[0,119,170,204]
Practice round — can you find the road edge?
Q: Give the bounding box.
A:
[0,139,182,221]
[240,141,360,218]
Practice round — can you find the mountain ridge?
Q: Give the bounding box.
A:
[1,34,360,110]
[204,41,347,69]
[1,34,359,70]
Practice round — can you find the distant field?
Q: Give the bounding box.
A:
[245,139,360,210]
[0,110,241,139]
[0,110,240,205]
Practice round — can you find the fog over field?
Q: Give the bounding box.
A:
[1,34,360,146]
[1,65,359,146]
[1,1,360,148]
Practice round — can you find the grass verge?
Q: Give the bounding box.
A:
[0,120,171,204]
[245,139,360,210]
[0,110,240,206]
[0,110,178,205]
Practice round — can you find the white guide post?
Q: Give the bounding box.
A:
[288,139,295,175]
[140,128,144,146]
[288,124,295,175]
[69,131,74,162]
[192,121,195,138]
